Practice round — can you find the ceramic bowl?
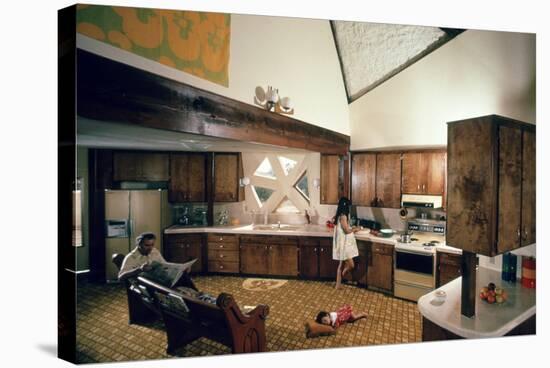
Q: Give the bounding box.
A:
[434,290,447,303]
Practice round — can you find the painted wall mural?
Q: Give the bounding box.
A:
[76,4,231,86]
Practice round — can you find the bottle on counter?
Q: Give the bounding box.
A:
[508,253,517,283]
[501,252,510,281]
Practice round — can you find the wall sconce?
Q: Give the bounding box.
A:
[313,178,321,189]
[239,176,251,187]
[254,86,294,115]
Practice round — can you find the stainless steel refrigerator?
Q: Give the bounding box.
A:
[104,189,170,281]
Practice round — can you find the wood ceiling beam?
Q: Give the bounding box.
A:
[76,50,350,154]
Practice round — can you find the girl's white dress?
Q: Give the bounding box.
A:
[332,217,359,261]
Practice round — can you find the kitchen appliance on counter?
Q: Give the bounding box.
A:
[394,220,445,302]
[104,189,170,282]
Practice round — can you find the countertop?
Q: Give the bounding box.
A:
[417,267,536,338]
[164,225,462,254]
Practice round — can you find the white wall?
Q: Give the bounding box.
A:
[349,30,536,150]
[77,13,350,135]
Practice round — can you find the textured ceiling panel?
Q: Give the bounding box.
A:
[332,21,448,102]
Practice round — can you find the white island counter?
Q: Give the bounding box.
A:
[418,267,536,339]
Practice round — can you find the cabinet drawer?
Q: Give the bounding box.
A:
[299,237,320,246]
[207,242,239,251]
[439,252,461,266]
[371,243,393,256]
[207,233,238,244]
[208,260,239,273]
[208,249,239,262]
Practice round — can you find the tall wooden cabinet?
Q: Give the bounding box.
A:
[214,153,239,202]
[351,153,376,206]
[169,153,206,202]
[375,153,402,208]
[320,154,340,204]
[447,115,535,256]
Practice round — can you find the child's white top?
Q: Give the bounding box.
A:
[329,312,338,327]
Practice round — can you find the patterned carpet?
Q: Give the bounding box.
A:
[76,276,422,364]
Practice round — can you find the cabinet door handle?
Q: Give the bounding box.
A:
[417,184,420,191]
[219,237,223,241]
[320,248,324,252]
[517,228,521,240]
[314,248,317,252]
[186,244,189,248]
[269,246,272,250]
[219,265,224,269]
[219,254,224,258]
[219,244,224,248]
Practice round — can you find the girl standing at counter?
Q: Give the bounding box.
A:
[332,197,362,289]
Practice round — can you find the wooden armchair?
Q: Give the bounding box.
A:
[111,253,160,325]
[137,276,270,355]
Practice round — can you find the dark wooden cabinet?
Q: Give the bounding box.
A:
[447,115,535,256]
[169,153,206,203]
[320,154,340,204]
[299,239,319,279]
[207,233,240,273]
[319,239,338,278]
[375,153,402,208]
[351,153,376,206]
[367,242,393,292]
[240,235,298,276]
[436,251,462,287]
[352,241,368,286]
[402,151,446,196]
[163,234,204,273]
[214,153,239,202]
[113,152,169,182]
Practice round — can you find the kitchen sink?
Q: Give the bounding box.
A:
[253,224,301,231]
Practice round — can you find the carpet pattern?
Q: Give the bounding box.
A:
[76,276,422,364]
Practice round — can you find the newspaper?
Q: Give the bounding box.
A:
[141,258,197,288]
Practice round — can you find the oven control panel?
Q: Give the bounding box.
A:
[408,221,445,235]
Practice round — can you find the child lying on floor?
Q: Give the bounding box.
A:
[316,304,367,328]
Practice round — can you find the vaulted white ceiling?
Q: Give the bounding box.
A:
[331,21,463,102]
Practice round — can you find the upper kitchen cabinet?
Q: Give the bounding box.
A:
[351,153,376,206]
[169,153,206,203]
[214,153,240,202]
[320,154,340,204]
[446,115,535,256]
[113,152,169,182]
[402,151,446,196]
[375,153,402,208]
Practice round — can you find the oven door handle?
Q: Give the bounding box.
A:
[395,248,434,256]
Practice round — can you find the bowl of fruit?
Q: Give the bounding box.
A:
[479,282,508,304]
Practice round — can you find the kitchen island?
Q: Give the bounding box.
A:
[418,267,536,340]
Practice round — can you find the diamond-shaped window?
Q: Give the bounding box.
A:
[294,171,309,202]
[252,186,274,207]
[254,158,276,179]
[278,156,297,176]
[273,196,300,214]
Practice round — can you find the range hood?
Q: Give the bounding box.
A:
[401,194,443,209]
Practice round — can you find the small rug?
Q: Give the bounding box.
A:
[242,278,288,291]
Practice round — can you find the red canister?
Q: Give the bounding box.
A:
[521,257,536,288]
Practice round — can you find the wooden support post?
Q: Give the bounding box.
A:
[206,153,214,226]
[461,251,477,317]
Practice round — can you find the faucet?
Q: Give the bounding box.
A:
[218,210,229,225]
[305,209,311,225]
[277,221,281,229]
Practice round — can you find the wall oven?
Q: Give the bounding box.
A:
[394,248,436,302]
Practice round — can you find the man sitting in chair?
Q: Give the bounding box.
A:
[118,232,165,281]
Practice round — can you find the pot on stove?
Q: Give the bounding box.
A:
[399,231,413,243]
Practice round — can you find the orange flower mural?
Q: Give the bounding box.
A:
[162,10,201,62]
[199,13,230,73]
[112,7,162,49]
[76,5,230,87]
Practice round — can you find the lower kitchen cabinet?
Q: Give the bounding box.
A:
[436,251,462,287]
[163,234,204,274]
[240,243,269,274]
[319,239,339,278]
[367,242,394,292]
[299,238,320,278]
[240,235,298,276]
[207,233,240,273]
[352,241,368,286]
